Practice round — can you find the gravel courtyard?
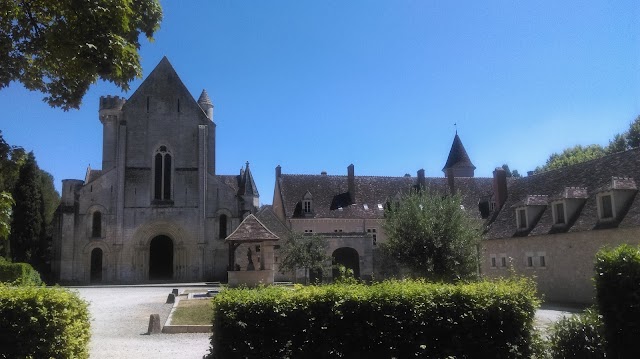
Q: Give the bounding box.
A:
[72,285,212,359]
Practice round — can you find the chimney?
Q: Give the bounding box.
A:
[417,169,426,190]
[275,165,281,179]
[347,164,355,204]
[446,168,455,194]
[493,167,508,210]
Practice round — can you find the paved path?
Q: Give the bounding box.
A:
[72,285,212,359]
[70,285,581,358]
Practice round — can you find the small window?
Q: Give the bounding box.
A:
[527,256,533,267]
[92,212,102,238]
[501,257,507,267]
[303,200,312,213]
[517,209,527,229]
[255,245,260,253]
[540,255,546,267]
[600,194,613,219]
[219,214,228,239]
[304,229,313,233]
[491,257,496,267]
[555,202,565,224]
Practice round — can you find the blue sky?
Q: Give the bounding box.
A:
[1,1,639,205]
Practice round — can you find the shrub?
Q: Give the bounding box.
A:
[0,285,91,358]
[549,308,606,359]
[209,279,540,359]
[595,244,640,359]
[0,259,43,286]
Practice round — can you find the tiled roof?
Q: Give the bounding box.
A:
[442,134,476,171]
[218,174,241,193]
[226,214,280,242]
[277,173,494,220]
[240,162,259,197]
[85,169,103,184]
[485,147,640,239]
[256,206,290,239]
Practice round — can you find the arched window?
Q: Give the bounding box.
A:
[219,214,228,239]
[92,212,102,238]
[154,146,172,201]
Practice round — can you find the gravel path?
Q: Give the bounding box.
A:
[72,285,212,359]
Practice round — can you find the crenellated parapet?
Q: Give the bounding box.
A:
[99,95,126,124]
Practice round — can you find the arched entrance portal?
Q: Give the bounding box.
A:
[332,247,360,279]
[90,248,103,283]
[149,235,173,280]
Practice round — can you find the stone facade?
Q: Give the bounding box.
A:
[51,58,259,284]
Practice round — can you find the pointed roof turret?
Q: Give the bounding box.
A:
[240,161,259,197]
[442,133,476,177]
[198,89,213,108]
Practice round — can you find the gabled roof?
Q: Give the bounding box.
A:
[442,133,476,171]
[276,172,493,220]
[225,214,280,242]
[256,206,290,240]
[485,147,640,239]
[122,56,209,124]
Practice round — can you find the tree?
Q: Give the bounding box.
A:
[381,188,480,281]
[607,133,628,154]
[501,164,522,178]
[9,152,43,264]
[626,115,640,149]
[534,144,606,174]
[279,233,330,285]
[1,0,162,110]
[0,192,14,258]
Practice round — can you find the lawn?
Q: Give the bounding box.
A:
[170,299,213,326]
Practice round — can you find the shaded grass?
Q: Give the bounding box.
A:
[170,299,213,325]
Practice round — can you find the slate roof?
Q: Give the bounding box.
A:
[485,147,640,239]
[197,89,213,108]
[217,162,259,197]
[226,214,280,242]
[277,173,494,220]
[442,133,476,171]
[256,205,290,240]
[84,168,103,184]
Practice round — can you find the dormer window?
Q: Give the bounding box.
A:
[599,194,613,219]
[517,208,527,229]
[302,191,313,215]
[553,202,566,225]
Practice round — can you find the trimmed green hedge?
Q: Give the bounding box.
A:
[595,244,640,359]
[209,279,540,359]
[549,308,606,359]
[0,257,43,286]
[0,285,91,358]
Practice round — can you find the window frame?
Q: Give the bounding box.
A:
[152,145,174,202]
[597,192,614,220]
[516,207,527,229]
[552,201,566,225]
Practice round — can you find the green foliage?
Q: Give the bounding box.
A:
[381,188,480,281]
[9,152,43,264]
[594,244,640,359]
[606,133,627,154]
[208,278,540,359]
[0,258,43,286]
[534,144,606,174]
[0,0,163,109]
[548,308,606,359]
[278,232,330,284]
[0,192,13,241]
[0,284,90,358]
[626,115,640,149]
[502,164,522,178]
[333,264,358,284]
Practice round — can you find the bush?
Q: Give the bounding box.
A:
[0,258,43,286]
[209,279,540,359]
[0,285,91,358]
[549,308,606,359]
[595,244,640,359]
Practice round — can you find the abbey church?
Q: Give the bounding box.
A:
[52,57,259,283]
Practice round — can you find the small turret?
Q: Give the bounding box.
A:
[99,95,125,171]
[198,89,214,120]
[239,162,259,212]
[442,133,476,178]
